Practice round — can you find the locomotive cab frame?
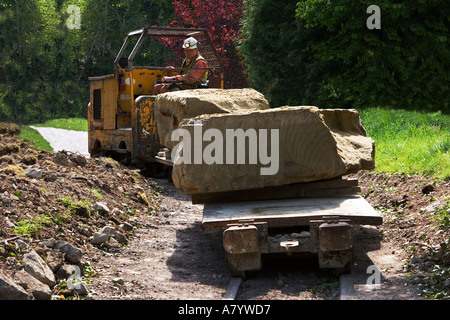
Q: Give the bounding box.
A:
[87,26,224,166]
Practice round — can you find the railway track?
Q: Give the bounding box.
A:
[221,261,383,300]
[220,227,388,301]
[223,277,243,300]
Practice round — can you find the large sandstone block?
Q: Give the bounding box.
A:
[170,106,375,194]
[154,88,269,150]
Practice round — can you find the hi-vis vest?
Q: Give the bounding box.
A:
[181,54,208,88]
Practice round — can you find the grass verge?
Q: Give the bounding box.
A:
[358,108,450,180]
[19,125,53,152]
[29,118,88,131]
[19,118,88,152]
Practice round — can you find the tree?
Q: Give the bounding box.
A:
[0,0,176,123]
[296,0,449,112]
[0,0,61,122]
[170,0,248,88]
[81,0,175,76]
[240,0,449,112]
[240,0,326,107]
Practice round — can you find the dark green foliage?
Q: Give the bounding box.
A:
[240,0,322,107]
[0,0,175,124]
[240,0,449,111]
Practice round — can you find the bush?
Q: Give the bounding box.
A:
[240,0,449,112]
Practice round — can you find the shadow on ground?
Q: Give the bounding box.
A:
[165,224,385,299]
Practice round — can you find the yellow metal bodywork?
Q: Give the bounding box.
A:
[88,67,177,161]
[137,96,158,137]
[116,67,178,119]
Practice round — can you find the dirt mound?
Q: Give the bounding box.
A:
[0,123,21,136]
[0,129,164,297]
[350,171,450,298]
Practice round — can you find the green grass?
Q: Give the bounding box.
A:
[29,117,88,131]
[19,125,54,152]
[14,214,53,236]
[358,108,450,180]
[19,118,88,152]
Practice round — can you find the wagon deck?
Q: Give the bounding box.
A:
[197,178,383,276]
[202,195,382,231]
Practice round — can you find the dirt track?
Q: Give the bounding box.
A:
[86,174,448,300]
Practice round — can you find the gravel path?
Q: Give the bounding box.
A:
[30,126,89,157]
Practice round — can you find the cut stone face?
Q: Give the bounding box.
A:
[168,106,375,195]
[154,88,269,150]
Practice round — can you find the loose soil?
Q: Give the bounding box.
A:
[0,125,449,300]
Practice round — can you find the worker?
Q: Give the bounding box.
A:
[153,37,208,95]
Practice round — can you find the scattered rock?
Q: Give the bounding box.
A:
[40,238,56,248]
[23,250,56,287]
[112,277,124,286]
[69,281,89,296]
[91,225,129,246]
[25,168,43,179]
[0,270,30,300]
[99,226,116,237]
[43,173,58,182]
[0,131,163,299]
[15,239,30,251]
[422,184,435,195]
[0,195,10,206]
[94,202,110,214]
[91,232,109,245]
[45,250,65,273]
[54,241,83,264]
[120,222,133,232]
[111,207,123,216]
[56,264,80,280]
[100,226,128,244]
[15,269,52,300]
[104,237,121,249]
